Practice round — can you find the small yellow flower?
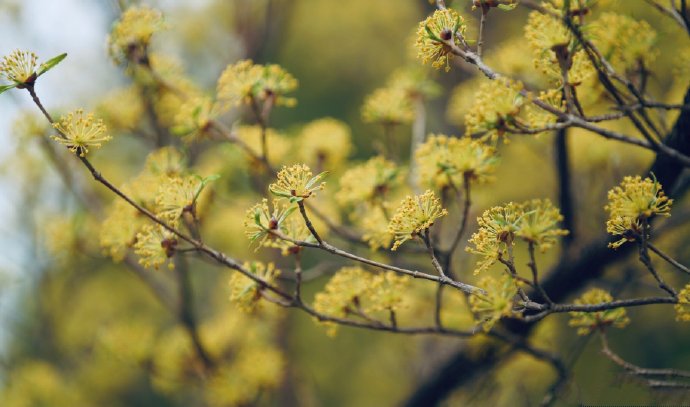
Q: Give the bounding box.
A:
[469,275,519,332]
[568,289,630,335]
[100,199,144,262]
[313,267,406,335]
[0,50,67,92]
[415,134,498,189]
[524,9,595,85]
[217,60,297,109]
[388,190,448,250]
[0,50,37,85]
[516,199,569,252]
[244,198,311,254]
[236,125,291,167]
[155,176,204,226]
[467,199,568,273]
[51,109,112,156]
[675,284,690,322]
[357,206,395,250]
[172,96,220,141]
[524,89,564,129]
[415,9,467,72]
[229,262,279,313]
[361,86,414,125]
[465,78,525,140]
[466,202,523,274]
[269,164,327,201]
[95,86,144,131]
[367,272,410,313]
[387,67,441,100]
[134,224,177,270]
[108,5,165,64]
[591,13,658,73]
[297,118,352,170]
[605,175,672,249]
[336,156,400,207]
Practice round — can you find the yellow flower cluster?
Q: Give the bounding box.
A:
[313,267,409,335]
[236,125,291,167]
[297,118,352,170]
[228,262,280,312]
[524,10,595,85]
[465,78,525,140]
[388,190,448,250]
[415,134,498,188]
[361,86,414,125]
[605,175,672,249]
[155,175,203,226]
[134,224,177,270]
[172,96,220,141]
[51,109,112,156]
[387,67,441,100]
[591,12,658,73]
[0,49,37,85]
[99,147,200,268]
[244,198,312,254]
[467,199,568,274]
[524,89,565,129]
[359,207,394,250]
[100,200,141,262]
[95,86,143,132]
[269,164,327,201]
[675,284,690,322]
[568,288,630,335]
[336,156,400,206]
[469,275,519,332]
[415,8,466,72]
[217,59,298,109]
[107,6,165,64]
[153,310,284,404]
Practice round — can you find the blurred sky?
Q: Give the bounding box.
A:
[0,0,120,350]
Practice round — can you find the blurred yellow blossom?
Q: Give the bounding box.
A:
[568,289,630,335]
[415,134,498,189]
[217,59,297,109]
[336,156,400,207]
[470,275,519,332]
[229,262,280,312]
[465,78,525,140]
[95,86,143,132]
[361,86,414,125]
[108,5,165,64]
[675,284,690,322]
[134,224,177,270]
[297,118,352,171]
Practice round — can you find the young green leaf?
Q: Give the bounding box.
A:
[37,53,67,77]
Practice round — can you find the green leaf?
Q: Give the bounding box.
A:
[36,53,67,77]
[305,171,328,190]
[270,189,293,199]
[497,3,518,11]
[192,174,220,202]
[289,196,303,204]
[425,25,441,42]
[278,206,297,223]
[0,83,17,95]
